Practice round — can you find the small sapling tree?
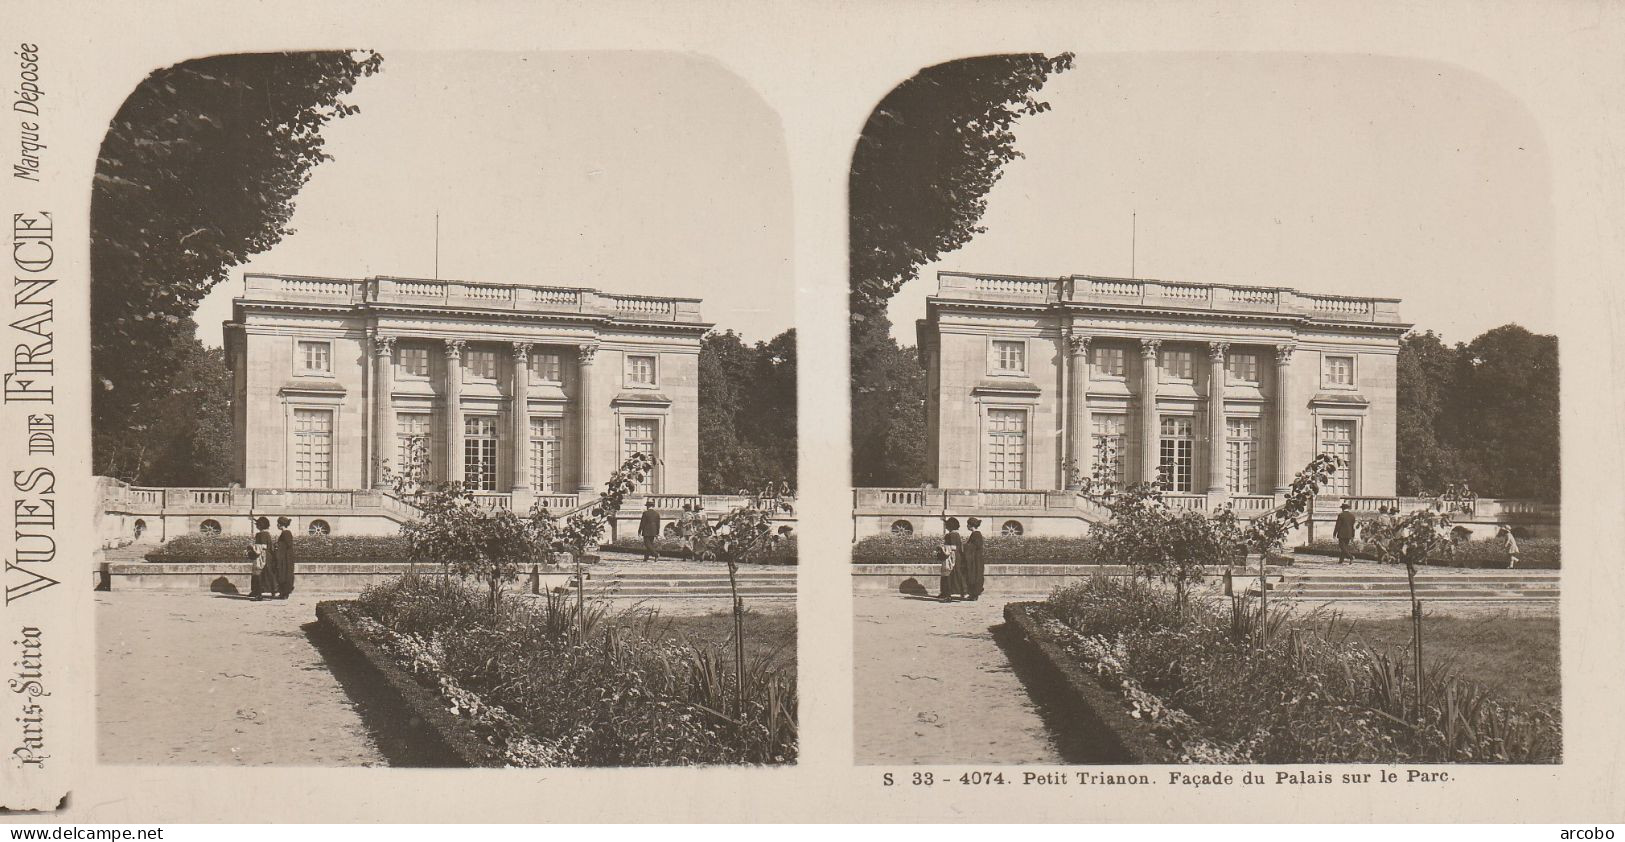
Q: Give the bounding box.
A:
[679,485,793,716]
[1359,508,1459,712]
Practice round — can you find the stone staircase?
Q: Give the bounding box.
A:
[1266,569,1559,602]
[563,568,796,600]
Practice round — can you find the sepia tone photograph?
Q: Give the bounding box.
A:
[88,50,799,768]
[850,52,1560,766]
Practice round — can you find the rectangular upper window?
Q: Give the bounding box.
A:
[991,340,1026,374]
[1090,345,1125,378]
[626,354,657,387]
[1160,348,1194,381]
[465,349,498,381]
[397,345,431,379]
[1323,354,1355,388]
[1226,351,1259,384]
[296,340,331,375]
[530,350,563,383]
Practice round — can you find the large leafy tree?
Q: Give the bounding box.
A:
[1395,330,1463,495]
[1394,324,1559,500]
[91,50,383,481]
[849,52,1074,323]
[848,53,1073,486]
[850,313,928,487]
[1448,325,1560,500]
[698,329,797,493]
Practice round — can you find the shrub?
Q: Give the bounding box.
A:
[1039,576,1560,763]
[605,535,798,565]
[851,533,1102,564]
[1294,537,1559,569]
[146,534,409,562]
[349,574,796,767]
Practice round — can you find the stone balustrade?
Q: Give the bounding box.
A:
[933,271,1404,324]
[242,273,705,324]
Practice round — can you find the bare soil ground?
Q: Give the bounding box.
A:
[853,593,1063,766]
[96,591,385,766]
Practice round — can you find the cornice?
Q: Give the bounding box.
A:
[927,297,1411,336]
[232,300,713,335]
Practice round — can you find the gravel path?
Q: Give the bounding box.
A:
[854,593,1063,766]
[96,591,385,767]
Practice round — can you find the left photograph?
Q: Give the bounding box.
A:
[90,51,798,767]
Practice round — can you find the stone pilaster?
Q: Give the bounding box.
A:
[1066,334,1091,489]
[443,339,465,485]
[1207,341,1229,495]
[575,343,598,492]
[371,335,396,489]
[1138,338,1162,485]
[510,342,533,498]
[1273,344,1296,493]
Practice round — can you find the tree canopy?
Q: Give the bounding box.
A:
[1396,324,1559,500]
[849,52,1074,323]
[698,329,797,493]
[91,50,383,481]
[848,53,1072,486]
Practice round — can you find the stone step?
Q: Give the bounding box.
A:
[1272,594,1559,602]
[1280,578,1560,585]
[530,591,793,601]
[1274,585,1553,591]
[1280,589,1558,600]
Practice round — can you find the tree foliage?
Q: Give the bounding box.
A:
[1087,455,1343,612]
[91,50,383,478]
[96,327,236,485]
[850,314,929,487]
[1396,325,1558,500]
[847,53,1071,486]
[698,329,797,494]
[849,52,1075,322]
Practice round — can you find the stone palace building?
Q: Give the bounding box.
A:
[222,273,707,507]
[853,270,1413,539]
[918,271,1409,498]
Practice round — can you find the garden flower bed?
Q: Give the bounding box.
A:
[1033,574,1560,763]
[335,573,797,767]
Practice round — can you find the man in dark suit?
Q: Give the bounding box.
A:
[1333,503,1357,564]
[639,500,662,562]
[274,516,297,598]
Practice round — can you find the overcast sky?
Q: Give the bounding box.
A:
[891,52,1554,347]
[191,50,793,345]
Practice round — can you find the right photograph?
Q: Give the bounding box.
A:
[849,53,1561,766]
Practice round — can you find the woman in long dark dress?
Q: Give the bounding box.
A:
[936,517,966,603]
[248,517,279,600]
[962,517,986,600]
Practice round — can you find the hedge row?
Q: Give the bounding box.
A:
[146,534,411,562]
[602,535,799,565]
[1294,537,1560,569]
[851,534,1103,564]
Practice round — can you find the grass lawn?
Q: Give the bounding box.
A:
[654,609,797,668]
[1325,611,1559,708]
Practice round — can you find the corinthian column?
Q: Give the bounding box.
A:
[371,335,396,489]
[443,339,465,485]
[510,342,533,496]
[1066,334,1091,488]
[575,343,598,492]
[1273,344,1296,493]
[1138,338,1162,485]
[1206,342,1230,495]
